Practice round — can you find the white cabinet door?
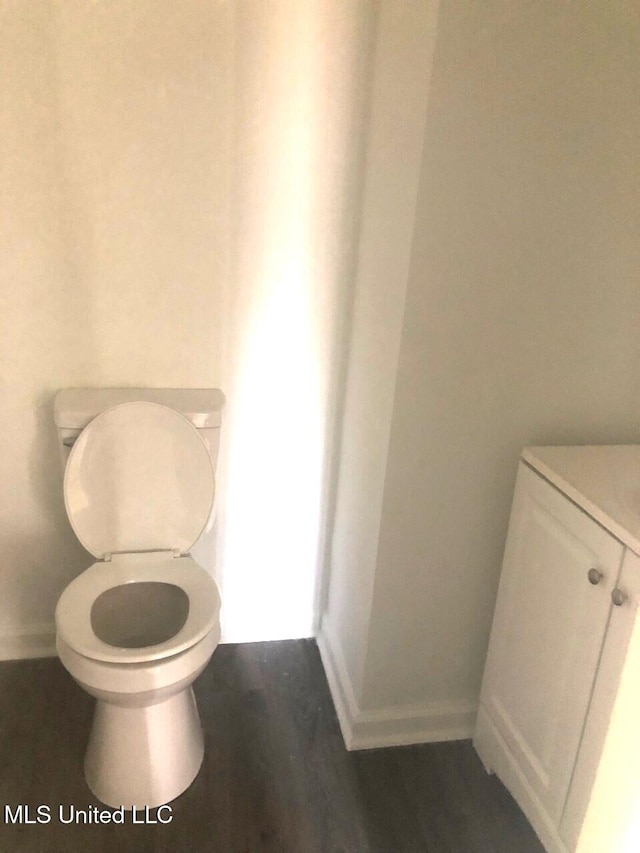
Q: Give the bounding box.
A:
[480,462,624,824]
[560,548,640,850]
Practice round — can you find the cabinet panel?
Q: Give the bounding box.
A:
[480,463,624,823]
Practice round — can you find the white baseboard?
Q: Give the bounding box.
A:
[317,618,362,748]
[317,618,477,751]
[0,623,57,662]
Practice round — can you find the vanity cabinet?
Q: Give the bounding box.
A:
[474,447,640,853]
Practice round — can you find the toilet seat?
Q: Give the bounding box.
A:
[55,555,221,665]
[57,401,220,665]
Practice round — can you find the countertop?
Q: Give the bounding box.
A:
[522,445,640,556]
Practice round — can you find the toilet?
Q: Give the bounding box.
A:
[53,389,224,809]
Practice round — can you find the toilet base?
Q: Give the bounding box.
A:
[84,686,204,809]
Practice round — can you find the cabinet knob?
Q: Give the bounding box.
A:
[587,568,603,585]
[611,588,627,607]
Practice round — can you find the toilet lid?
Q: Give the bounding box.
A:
[64,402,215,559]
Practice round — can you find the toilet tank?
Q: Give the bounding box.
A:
[53,388,225,473]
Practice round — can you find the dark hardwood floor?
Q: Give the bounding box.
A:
[0,640,543,853]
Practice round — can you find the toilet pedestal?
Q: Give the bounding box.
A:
[84,687,204,809]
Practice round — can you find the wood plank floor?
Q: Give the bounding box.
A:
[0,639,543,853]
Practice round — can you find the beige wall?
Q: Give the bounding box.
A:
[322,0,440,700]
[0,1,232,650]
[323,0,640,730]
[0,0,370,651]
[363,0,640,710]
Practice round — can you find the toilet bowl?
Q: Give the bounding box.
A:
[54,400,222,809]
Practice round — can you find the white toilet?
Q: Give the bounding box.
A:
[53,389,224,810]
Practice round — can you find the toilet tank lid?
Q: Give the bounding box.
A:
[54,388,224,430]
